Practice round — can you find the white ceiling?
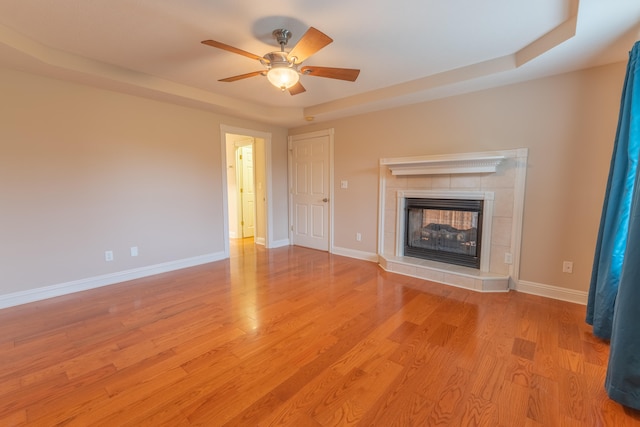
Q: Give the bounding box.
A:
[0,0,638,126]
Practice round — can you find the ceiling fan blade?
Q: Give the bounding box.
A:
[201,40,267,63]
[218,71,265,82]
[288,81,306,96]
[300,66,360,82]
[288,27,333,64]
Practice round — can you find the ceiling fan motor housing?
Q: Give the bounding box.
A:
[262,52,297,69]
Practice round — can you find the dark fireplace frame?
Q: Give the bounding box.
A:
[404,198,483,269]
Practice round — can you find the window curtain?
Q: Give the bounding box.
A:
[586,40,640,409]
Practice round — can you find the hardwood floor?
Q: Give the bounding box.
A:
[1,239,639,426]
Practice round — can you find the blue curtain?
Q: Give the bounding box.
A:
[587,41,640,409]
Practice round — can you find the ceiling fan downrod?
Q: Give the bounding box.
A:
[272,29,292,52]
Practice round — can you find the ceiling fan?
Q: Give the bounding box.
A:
[201,27,360,95]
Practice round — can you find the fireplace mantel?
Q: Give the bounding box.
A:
[380,153,505,176]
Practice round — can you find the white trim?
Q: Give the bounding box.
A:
[0,252,226,309]
[329,129,335,253]
[331,246,379,262]
[516,280,588,305]
[269,238,291,248]
[377,163,387,258]
[508,148,528,287]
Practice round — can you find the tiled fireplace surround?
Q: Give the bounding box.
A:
[377,149,528,292]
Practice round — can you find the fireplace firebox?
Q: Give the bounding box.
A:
[404,198,483,268]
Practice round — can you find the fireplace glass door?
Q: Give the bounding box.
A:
[405,198,483,268]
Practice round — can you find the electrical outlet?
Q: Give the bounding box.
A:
[105,250,114,262]
[562,261,573,274]
[356,232,362,241]
[130,246,138,257]
[504,253,513,264]
[341,180,348,189]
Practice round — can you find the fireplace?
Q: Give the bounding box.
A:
[395,190,494,273]
[404,198,483,268]
[378,149,528,293]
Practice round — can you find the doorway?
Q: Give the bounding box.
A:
[226,139,256,240]
[221,125,272,258]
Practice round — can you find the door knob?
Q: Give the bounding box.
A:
[322,198,329,202]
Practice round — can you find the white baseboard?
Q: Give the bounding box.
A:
[269,239,290,249]
[516,280,588,305]
[331,246,379,262]
[255,237,266,246]
[0,251,227,310]
[2,251,586,310]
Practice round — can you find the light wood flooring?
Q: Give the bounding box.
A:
[1,239,639,426]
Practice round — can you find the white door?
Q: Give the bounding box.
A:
[290,132,330,251]
[239,145,255,238]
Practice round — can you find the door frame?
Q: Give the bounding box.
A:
[220,125,273,257]
[288,128,335,252]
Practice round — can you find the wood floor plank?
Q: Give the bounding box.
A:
[1,239,639,425]
[258,366,344,425]
[526,373,560,426]
[425,366,471,426]
[469,352,507,403]
[497,380,530,426]
[0,409,27,426]
[454,392,498,426]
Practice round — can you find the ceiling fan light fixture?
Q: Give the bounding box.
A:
[266,66,299,91]
[203,26,359,95]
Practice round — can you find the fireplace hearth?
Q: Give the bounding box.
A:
[404,198,483,268]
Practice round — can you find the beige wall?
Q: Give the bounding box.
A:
[291,62,626,292]
[0,66,289,296]
[0,61,626,299]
